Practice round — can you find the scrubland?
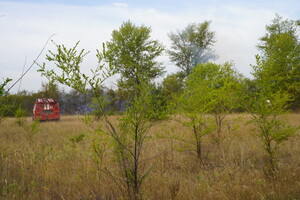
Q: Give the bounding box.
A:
[0,114,299,199]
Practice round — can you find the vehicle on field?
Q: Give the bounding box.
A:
[33,98,60,121]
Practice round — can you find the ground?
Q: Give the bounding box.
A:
[0,114,299,199]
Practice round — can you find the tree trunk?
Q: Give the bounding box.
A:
[193,125,202,161]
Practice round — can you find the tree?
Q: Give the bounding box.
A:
[168,21,217,77]
[248,14,300,174]
[113,82,156,199]
[162,73,184,101]
[254,14,300,109]
[147,83,168,120]
[175,65,215,161]
[38,82,61,100]
[0,78,12,97]
[0,78,12,122]
[103,20,165,90]
[106,88,119,113]
[172,62,242,160]
[206,62,244,140]
[244,86,297,176]
[101,21,166,198]
[39,20,165,198]
[62,88,92,115]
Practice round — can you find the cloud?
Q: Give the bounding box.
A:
[113,2,129,8]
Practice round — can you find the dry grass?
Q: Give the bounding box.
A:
[0,114,299,199]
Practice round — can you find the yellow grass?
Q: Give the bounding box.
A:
[0,114,299,199]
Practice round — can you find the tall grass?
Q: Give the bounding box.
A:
[1,114,299,199]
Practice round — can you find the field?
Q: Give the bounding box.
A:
[1,114,300,199]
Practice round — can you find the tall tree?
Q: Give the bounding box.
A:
[253,14,300,108]
[248,15,300,175]
[168,21,216,77]
[103,20,165,90]
[102,21,166,198]
[39,21,165,199]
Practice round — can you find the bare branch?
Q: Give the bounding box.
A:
[6,33,56,93]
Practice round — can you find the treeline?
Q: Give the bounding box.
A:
[0,83,118,116]
[0,81,170,117]
[0,69,255,118]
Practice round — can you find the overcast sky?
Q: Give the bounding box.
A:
[1,0,300,93]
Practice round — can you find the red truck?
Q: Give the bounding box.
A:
[33,98,60,121]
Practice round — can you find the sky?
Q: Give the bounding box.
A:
[0,0,300,93]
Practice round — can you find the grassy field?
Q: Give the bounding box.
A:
[0,114,299,199]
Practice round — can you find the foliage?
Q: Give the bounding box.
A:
[62,88,93,114]
[171,62,244,159]
[89,87,120,119]
[162,73,184,101]
[101,21,166,198]
[253,14,300,109]
[249,15,300,175]
[174,63,216,161]
[103,20,165,89]
[69,133,85,144]
[0,78,12,97]
[39,41,104,93]
[105,88,120,113]
[147,84,168,120]
[188,62,243,140]
[245,87,297,175]
[113,83,155,199]
[39,21,164,198]
[14,106,27,126]
[38,82,61,101]
[0,78,12,122]
[168,21,216,77]
[0,96,15,120]
[24,119,40,143]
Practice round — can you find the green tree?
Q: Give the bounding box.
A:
[89,87,115,119]
[174,63,214,161]
[114,82,156,199]
[207,62,244,140]
[148,83,168,120]
[168,21,216,77]
[103,20,165,89]
[15,105,27,126]
[173,62,243,160]
[38,82,61,100]
[248,15,300,174]
[106,88,119,113]
[244,86,298,176]
[0,78,12,97]
[101,21,166,198]
[254,14,300,108]
[0,78,14,123]
[175,81,214,161]
[39,21,164,198]
[162,73,184,101]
